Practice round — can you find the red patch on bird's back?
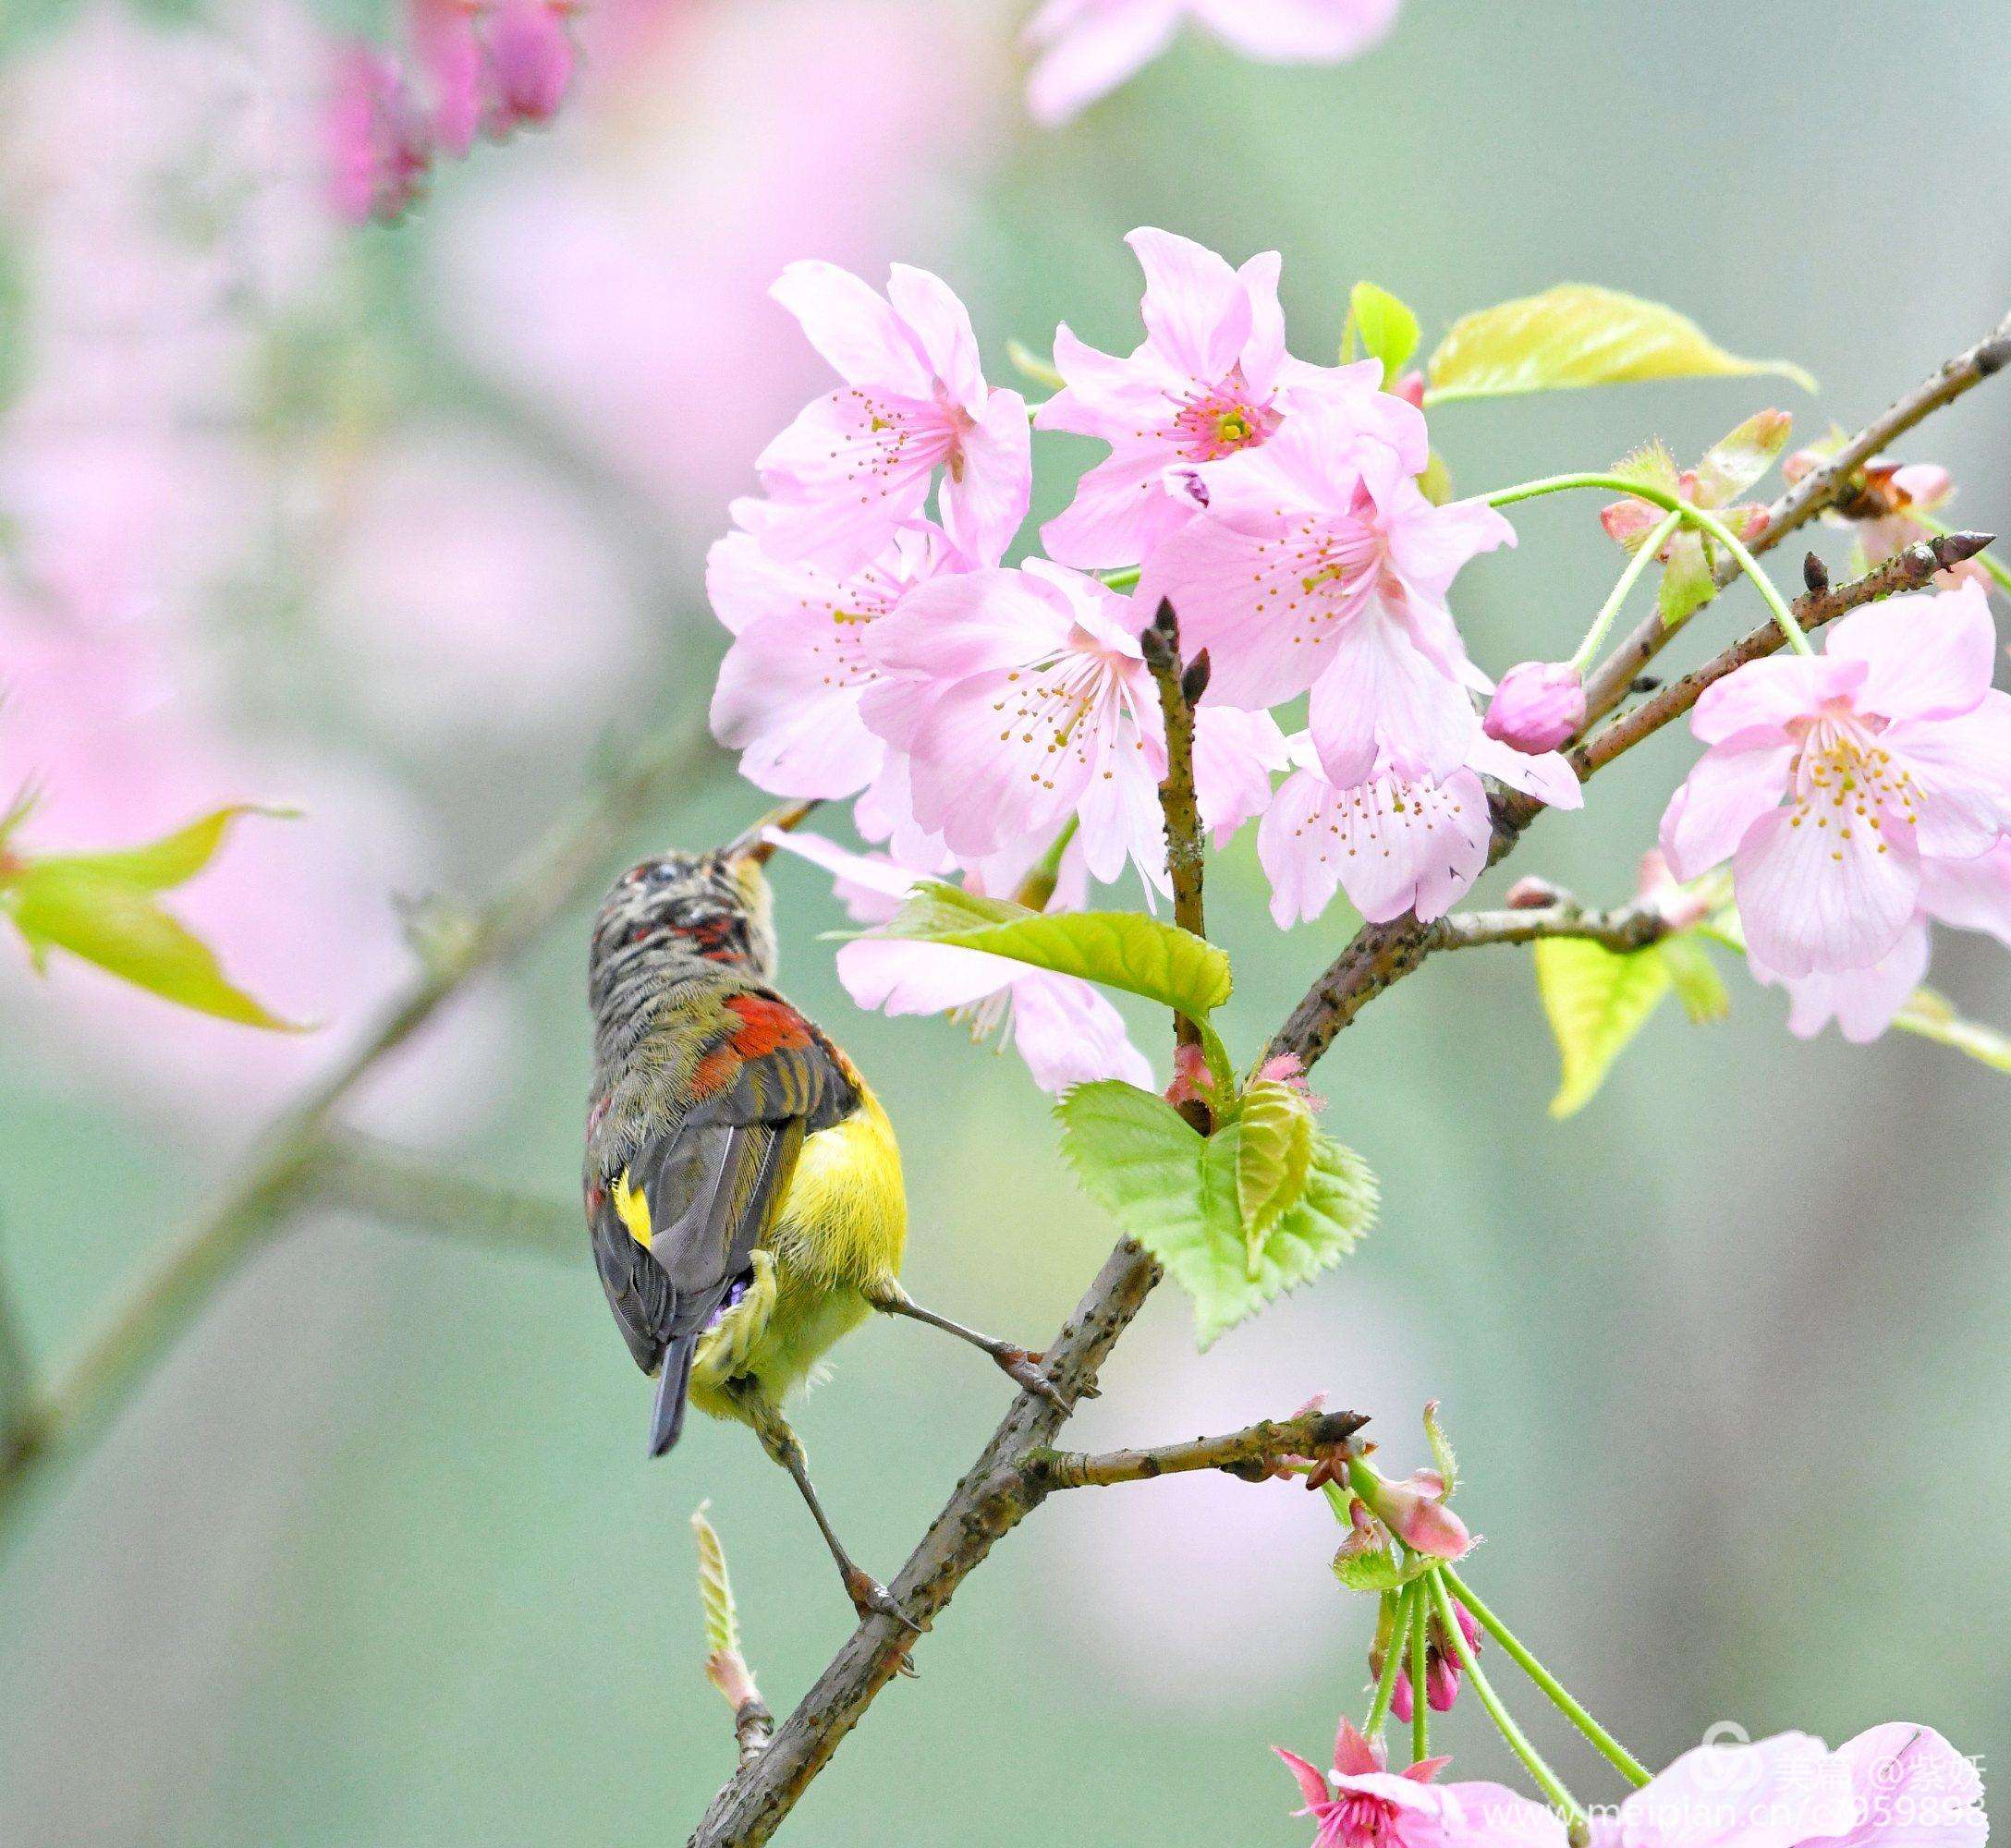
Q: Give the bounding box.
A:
[725,993,813,1056]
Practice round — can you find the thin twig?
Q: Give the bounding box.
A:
[1140,598,1212,1091]
[311,1135,579,1261]
[1426,902,1672,955]
[0,717,724,1540]
[1018,1408,1368,1492]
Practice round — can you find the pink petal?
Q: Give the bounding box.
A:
[1688,653,1863,746]
[1334,1719,1384,1778]
[1467,733,1583,810]
[1919,839,2011,944]
[885,263,986,414]
[835,937,1010,1014]
[1040,444,1188,570]
[1308,605,1479,786]
[1883,690,2011,857]
[770,260,931,396]
[762,831,917,924]
[755,388,953,572]
[1035,323,1178,438]
[1193,706,1290,841]
[710,625,886,798]
[1378,484,1517,608]
[1274,1747,1333,1811]
[1433,1780,1571,1846]
[1259,766,1350,928]
[1825,581,1998,723]
[1735,798,1922,978]
[1832,1722,1986,1848]
[1024,0,1181,126]
[1127,225,1253,384]
[938,388,1033,567]
[1755,918,1930,1044]
[1189,0,1404,61]
[1235,248,1287,395]
[1658,741,1793,880]
[864,567,1071,692]
[1006,968,1155,1091]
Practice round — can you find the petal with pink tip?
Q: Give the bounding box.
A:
[1023,0,1181,127]
[770,261,931,396]
[1658,741,1792,880]
[761,830,918,925]
[835,937,1009,1015]
[1825,581,1998,723]
[1127,225,1253,383]
[1883,689,2011,857]
[1273,1747,1333,1811]
[1734,798,1921,978]
[1006,968,1154,1091]
[885,264,987,415]
[1466,733,1584,810]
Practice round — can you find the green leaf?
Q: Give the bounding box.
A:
[689,1501,740,1658]
[1056,1081,1375,1348]
[1534,937,1673,1117]
[1333,1544,1432,1594]
[30,805,288,893]
[1416,449,1455,506]
[1658,529,1716,627]
[4,865,306,1030]
[1658,934,1730,1023]
[1426,285,1817,404]
[1343,282,1420,386]
[1693,407,1793,506]
[1232,1079,1315,1275]
[1422,1400,1458,1495]
[1611,437,1682,504]
[1006,337,1065,394]
[1894,989,2011,1072]
[863,882,1232,1020]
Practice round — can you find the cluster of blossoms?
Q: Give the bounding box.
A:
[327,0,577,225]
[710,230,2011,1084]
[1275,1717,1985,1848]
[712,229,1575,1088]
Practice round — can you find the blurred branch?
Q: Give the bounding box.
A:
[1427,900,1672,955]
[311,1135,577,1260]
[0,717,725,1544]
[1140,598,1211,1090]
[1578,306,2011,728]
[1263,314,2011,1077]
[1017,1408,1368,1492]
[0,1259,36,1478]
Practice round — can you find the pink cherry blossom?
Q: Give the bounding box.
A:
[1140,415,1514,787]
[481,0,577,135]
[1025,0,1403,128]
[1755,840,2011,1043]
[1603,1723,1984,1847]
[708,506,984,801]
[1275,1718,1565,1848]
[1484,662,1587,755]
[764,829,1152,1094]
[1659,581,2011,979]
[754,261,1032,572]
[325,43,433,225]
[1035,227,1424,570]
[1260,732,1580,929]
[1786,448,1988,592]
[863,562,1286,890]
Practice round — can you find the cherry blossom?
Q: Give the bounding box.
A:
[1025,0,1403,128]
[1659,581,2011,978]
[326,43,433,225]
[1140,413,1514,787]
[1259,732,1580,929]
[1484,662,1587,755]
[763,830,1152,1094]
[754,261,1032,572]
[708,506,985,801]
[862,561,1285,889]
[1035,227,1424,570]
[1786,445,1989,592]
[1274,1718,1565,1848]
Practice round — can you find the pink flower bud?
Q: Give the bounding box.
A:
[1390,371,1426,408]
[1505,876,1564,911]
[1482,661,1586,755]
[1600,496,1664,549]
[325,45,433,225]
[1425,1654,1461,1711]
[1378,1480,1472,1561]
[482,0,576,135]
[1164,1040,1213,1108]
[1453,1600,1481,1653]
[1390,1669,1414,1723]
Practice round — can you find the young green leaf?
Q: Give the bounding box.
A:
[690,1501,741,1659]
[1333,1544,1432,1595]
[1693,407,1793,505]
[4,864,305,1030]
[1657,529,1717,627]
[1609,437,1682,509]
[1343,282,1420,386]
[1006,337,1066,393]
[1894,988,2011,1072]
[863,882,1232,1020]
[1534,937,1673,1117]
[1658,934,1731,1024]
[1426,285,1817,403]
[1233,1078,1315,1275]
[29,804,288,893]
[1055,1082,1374,1349]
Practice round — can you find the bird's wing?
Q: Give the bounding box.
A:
[591,992,858,1371]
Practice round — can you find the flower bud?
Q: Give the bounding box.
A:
[1390,1668,1415,1723]
[1425,1653,1461,1711]
[1378,1479,1472,1560]
[1483,662,1586,755]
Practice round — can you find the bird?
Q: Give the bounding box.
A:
[583,801,1063,1624]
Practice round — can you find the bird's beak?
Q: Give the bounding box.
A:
[718,798,821,866]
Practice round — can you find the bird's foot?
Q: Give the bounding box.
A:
[993,1345,1074,1412]
[843,1564,925,1644]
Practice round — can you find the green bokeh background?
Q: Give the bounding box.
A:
[3,3,2009,1843]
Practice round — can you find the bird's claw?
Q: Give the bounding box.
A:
[843,1565,925,1639]
[995,1345,1072,1412]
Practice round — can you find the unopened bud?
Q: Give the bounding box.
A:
[1505,877,1564,911]
[1379,1480,1471,1561]
[1390,371,1426,409]
[1482,661,1586,755]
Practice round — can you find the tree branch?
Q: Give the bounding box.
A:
[1140,598,1211,1083]
[0,717,725,1541]
[1426,901,1672,955]
[310,1135,579,1261]
[1578,307,2011,729]
[1018,1408,1369,1492]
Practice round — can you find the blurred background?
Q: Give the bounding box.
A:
[1,2,2007,1842]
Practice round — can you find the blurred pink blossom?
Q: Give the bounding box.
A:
[326,43,433,225]
[1025,0,1403,128]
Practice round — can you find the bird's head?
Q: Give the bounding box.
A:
[589,800,820,986]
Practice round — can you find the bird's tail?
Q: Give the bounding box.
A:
[648,1333,699,1459]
